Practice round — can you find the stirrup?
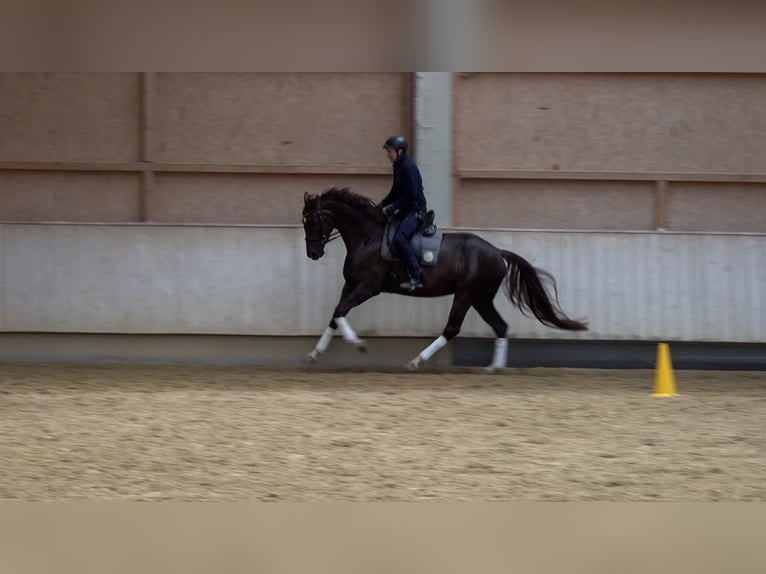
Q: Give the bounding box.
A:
[399,277,423,291]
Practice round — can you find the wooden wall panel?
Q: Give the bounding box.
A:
[0,172,141,222]
[152,73,410,165]
[148,173,390,224]
[455,180,655,230]
[0,73,140,162]
[455,73,766,173]
[667,182,766,232]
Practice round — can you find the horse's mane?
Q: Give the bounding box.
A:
[319,187,384,222]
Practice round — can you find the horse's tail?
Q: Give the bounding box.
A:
[501,250,588,332]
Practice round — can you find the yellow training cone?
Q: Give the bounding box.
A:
[652,343,678,397]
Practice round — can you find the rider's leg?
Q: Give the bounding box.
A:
[393,212,423,289]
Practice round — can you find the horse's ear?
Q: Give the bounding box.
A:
[304,191,311,203]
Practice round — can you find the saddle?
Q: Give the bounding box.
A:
[421,210,437,236]
[381,210,443,266]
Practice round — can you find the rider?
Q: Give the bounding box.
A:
[378,135,428,291]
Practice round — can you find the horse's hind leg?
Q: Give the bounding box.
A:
[473,299,509,373]
[406,292,473,370]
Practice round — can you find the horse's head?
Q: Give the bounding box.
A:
[302,192,334,260]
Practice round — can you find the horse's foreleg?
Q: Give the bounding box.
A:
[407,292,472,370]
[306,325,336,363]
[334,317,366,351]
[332,282,379,352]
[306,281,358,362]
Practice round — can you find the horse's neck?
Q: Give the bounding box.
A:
[326,202,380,249]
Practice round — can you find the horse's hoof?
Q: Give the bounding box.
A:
[484,366,503,375]
[305,351,319,364]
[405,359,420,371]
[353,340,367,353]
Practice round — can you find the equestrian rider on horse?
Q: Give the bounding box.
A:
[378,135,428,291]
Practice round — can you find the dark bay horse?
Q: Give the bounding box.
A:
[302,188,587,371]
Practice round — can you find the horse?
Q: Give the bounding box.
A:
[301,187,587,371]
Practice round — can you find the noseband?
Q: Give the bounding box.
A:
[302,205,340,245]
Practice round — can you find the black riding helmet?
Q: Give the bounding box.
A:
[383,135,408,153]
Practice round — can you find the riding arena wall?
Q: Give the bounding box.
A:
[1,73,765,367]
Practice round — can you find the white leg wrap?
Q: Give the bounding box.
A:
[419,335,449,362]
[335,317,360,343]
[314,326,336,354]
[490,337,508,369]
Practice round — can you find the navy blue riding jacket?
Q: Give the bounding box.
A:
[379,153,427,215]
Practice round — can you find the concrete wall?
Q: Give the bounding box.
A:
[2,223,764,343]
[413,72,453,226]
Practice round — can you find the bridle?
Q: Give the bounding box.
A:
[302,204,341,246]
